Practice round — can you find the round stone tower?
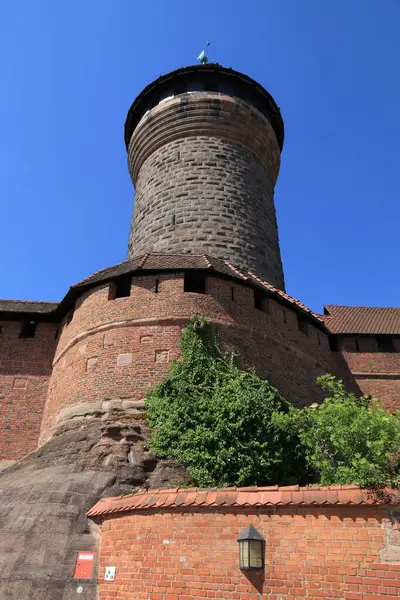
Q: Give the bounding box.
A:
[125,64,286,290]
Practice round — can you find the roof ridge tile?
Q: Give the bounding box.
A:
[87,484,400,518]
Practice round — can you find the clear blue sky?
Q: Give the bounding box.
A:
[1,0,399,312]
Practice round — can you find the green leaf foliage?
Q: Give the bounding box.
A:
[296,375,400,488]
[146,320,400,489]
[145,318,310,487]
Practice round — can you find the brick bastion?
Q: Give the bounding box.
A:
[88,485,400,600]
[39,254,357,445]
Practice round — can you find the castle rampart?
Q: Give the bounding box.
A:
[39,262,354,443]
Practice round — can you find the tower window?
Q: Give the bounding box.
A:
[254,290,269,313]
[154,279,159,293]
[297,314,309,336]
[376,335,395,353]
[329,336,339,351]
[109,275,132,299]
[20,321,36,338]
[184,272,206,294]
[254,290,262,310]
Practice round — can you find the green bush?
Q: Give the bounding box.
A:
[145,318,310,487]
[146,320,400,489]
[296,375,400,488]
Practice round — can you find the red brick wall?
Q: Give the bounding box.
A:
[340,348,400,411]
[96,505,400,600]
[40,272,355,443]
[0,320,57,460]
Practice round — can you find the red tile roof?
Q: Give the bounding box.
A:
[87,485,400,518]
[74,253,326,328]
[324,305,400,334]
[0,253,326,327]
[0,299,58,314]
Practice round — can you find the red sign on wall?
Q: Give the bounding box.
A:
[73,552,96,579]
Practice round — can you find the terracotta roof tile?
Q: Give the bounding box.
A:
[224,492,239,507]
[324,305,400,334]
[246,269,324,324]
[174,492,188,506]
[164,492,179,507]
[195,490,209,505]
[206,491,218,505]
[87,485,400,518]
[70,253,328,329]
[183,491,198,506]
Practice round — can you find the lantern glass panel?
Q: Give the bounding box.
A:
[249,540,263,568]
[240,540,249,569]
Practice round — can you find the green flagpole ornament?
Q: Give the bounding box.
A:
[197,41,210,64]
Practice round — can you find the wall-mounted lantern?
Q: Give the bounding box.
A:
[237,524,265,570]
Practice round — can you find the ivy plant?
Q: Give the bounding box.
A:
[145,318,310,487]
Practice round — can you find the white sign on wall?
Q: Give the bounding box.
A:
[104,566,116,582]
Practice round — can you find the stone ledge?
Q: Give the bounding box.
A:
[55,398,146,429]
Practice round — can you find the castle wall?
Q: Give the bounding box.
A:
[92,488,400,600]
[0,320,57,461]
[127,93,285,290]
[39,273,349,444]
[341,349,400,411]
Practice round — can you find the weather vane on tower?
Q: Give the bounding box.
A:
[197,41,210,64]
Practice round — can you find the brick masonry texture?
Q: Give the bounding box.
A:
[39,272,356,444]
[341,347,400,412]
[0,320,57,460]
[127,93,285,290]
[93,493,400,600]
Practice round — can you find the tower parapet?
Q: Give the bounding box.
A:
[125,64,286,290]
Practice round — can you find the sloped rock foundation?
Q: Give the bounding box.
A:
[0,415,188,599]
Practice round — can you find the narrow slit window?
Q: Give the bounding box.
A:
[231,287,235,301]
[297,314,309,336]
[20,321,36,338]
[154,279,159,293]
[329,336,339,351]
[254,290,263,310]
[184,272,206,294]
[254,290,269,313]
[110,275,132,299]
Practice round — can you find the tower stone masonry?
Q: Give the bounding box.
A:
[126,65,286,290]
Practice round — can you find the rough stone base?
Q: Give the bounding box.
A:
[0,414,189,599]
[0,460,16,472]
